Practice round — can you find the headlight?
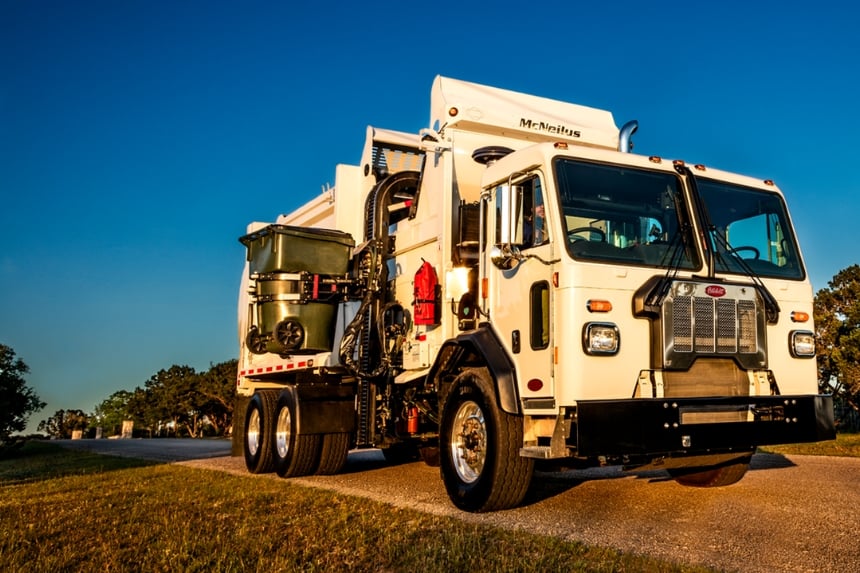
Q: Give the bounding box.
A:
[789,330,815,358]
[583,323,620,355]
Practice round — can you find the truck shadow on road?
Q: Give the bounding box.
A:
[520,452,798,506]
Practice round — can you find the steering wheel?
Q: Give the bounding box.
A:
[568,227,606,242]
[728,246,760,259]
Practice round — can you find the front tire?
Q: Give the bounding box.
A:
[274,388,321,478]
[439,368,534,512]
[244,390,278,474]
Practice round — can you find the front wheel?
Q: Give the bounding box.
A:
[669,454,752,487]
[439,368,533,512]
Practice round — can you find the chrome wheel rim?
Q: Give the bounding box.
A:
[247,408,261,457]
[450,400,486,483]
[275,406,292,459]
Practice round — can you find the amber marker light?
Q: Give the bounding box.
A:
[448,106,459,117]
[672,159,686,167]
[481,277,489,299]
[764,179,775,186]
[649,156,662,163]
[791,311,810,323]
[554,142,569,150]
[587,299,612,313]
[694,164,706,171]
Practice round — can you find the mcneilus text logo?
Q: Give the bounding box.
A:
[519,118,581,138]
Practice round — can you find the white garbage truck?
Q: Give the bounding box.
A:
[236,76,835,511]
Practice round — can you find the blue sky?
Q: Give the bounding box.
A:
[2,1,858,432]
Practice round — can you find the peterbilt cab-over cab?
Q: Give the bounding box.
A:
[237,76,835,512]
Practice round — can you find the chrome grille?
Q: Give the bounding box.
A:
[669,293,759,356]
[694,297,715,352]
[716,299,736,353]
[738,300,757,353]
[673,299,693,352]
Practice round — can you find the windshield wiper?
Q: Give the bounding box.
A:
[644,219,693,308]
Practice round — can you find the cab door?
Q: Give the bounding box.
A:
[483,174,556,405]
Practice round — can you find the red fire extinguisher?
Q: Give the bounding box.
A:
[413,260,439,325]
[406,406,419,434]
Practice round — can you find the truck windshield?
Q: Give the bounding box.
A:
[554,158,699,269]
[696,178,805,279]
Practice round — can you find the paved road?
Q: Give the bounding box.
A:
[58,439,860,572]
[55,438,231,462]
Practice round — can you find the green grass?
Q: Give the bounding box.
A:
[759,431,860,457]
[0,442,714,573]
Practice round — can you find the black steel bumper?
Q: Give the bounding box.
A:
[574,394,835,458]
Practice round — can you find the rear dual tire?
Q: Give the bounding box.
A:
[244,390,278,474]
[274,390,320,477]
[244,388,351,477]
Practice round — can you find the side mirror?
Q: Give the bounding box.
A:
[498,184,524,245]
[490,245,521,270]
[492,184,524,269]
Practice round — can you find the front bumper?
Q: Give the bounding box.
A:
[574,394,835,458]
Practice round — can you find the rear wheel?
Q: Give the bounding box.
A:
[274,389,321,478]
[316,433,351,475]
[244,390,278,474]
[439,368,533,512]
[670,454,752,487]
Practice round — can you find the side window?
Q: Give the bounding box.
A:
[522,177,548,249]
[530,281,550,349]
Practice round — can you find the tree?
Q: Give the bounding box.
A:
[0,344,46,443]
[196,360,237,436]
[127,386,159,438]
[91,390,134,437]
[140,365,203,437]
[814,265,860,424]
[38,409,89,439]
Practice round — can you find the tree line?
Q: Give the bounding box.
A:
[36,360,238,439]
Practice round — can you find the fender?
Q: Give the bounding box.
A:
[427,325,520,414]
